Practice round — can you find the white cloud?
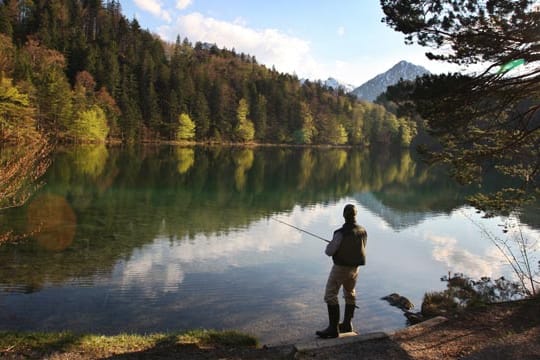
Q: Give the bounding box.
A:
[158,12,324,79]
[427,234,503,279]
[134,0,171,22]
[176,0,192,10]
[155,12,462,86]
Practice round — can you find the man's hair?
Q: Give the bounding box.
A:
[343,204,357,221]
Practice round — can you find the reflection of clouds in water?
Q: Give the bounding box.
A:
[373,217,391,231]
[119,243,185,295]
[169,219,303,263]
[117,217,304,296]
[277,203,339,240]
[116,202,352,298]
[506,225,540,252]
[281,200,368,238]
[446,209,540,281]
[427,234,504,278]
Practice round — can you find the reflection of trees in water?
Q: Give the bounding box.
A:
[0,142,51,244]
[1,145,535,291]
[175,147,195,174]
[233,148,254,191]
[27,194,77,251]
[0,143,51,210]
[69,144,109,179]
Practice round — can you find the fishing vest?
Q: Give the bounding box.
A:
[332,223,367,267]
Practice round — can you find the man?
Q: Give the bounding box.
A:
[316,203,367,339]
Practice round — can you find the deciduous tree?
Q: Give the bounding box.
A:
[234,98,255,142]
[176,113,196,142]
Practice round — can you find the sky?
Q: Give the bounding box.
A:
[119,0,461,86]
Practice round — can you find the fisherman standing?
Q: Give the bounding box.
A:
[316,204,367,339]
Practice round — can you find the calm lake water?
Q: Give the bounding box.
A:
[1,145,539,344]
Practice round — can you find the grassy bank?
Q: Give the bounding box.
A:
[0,329,259,359]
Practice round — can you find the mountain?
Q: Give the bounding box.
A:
[299,77,356,93]
[352,61,430,102]
[323,77,356,93]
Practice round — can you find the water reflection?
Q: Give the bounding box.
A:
[0,142,51,244]
[27,194,77,251]
[0,145,538,343]
[427,232,503,279]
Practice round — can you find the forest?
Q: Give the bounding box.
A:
[0,0,416,147]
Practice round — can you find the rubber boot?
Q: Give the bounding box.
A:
[339,304,356,333]
[316,304,340,339]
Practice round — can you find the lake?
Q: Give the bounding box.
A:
[0,145,538,344]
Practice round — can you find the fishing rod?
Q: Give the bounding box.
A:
[270,217,330,243]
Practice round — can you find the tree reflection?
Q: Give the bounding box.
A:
[70,144,109,179]
[27,193,77,251]
[0,145,532,291]
[175,147,195,174]
[232,148,254,191]
[0,141,51,244]
[0,143,51,211]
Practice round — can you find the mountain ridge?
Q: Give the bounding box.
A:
[352,60,430,102]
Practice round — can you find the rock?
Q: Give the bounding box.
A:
[381,293,414,311]
[404,311,424,325]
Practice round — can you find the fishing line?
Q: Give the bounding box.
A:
[270,217,330,243]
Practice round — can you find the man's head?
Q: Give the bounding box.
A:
[343,204,357,222]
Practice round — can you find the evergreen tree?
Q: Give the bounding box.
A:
[0,4,13,36]
[252,94,267,141]
[0,33,15,73]
[0,0,424,151]
[381,0,540,211]
[293,101,316,144]
[193,92,210,140]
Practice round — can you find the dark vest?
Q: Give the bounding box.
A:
[332,222,367,266]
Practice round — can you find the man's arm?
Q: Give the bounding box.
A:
[325,231,342,256]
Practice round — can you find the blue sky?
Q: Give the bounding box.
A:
[119,0,459,86]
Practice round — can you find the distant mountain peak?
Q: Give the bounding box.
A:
[323,77,356,93]
[352,61,430,102]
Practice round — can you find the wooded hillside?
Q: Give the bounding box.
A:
[0,0,416,146]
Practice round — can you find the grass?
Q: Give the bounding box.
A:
[0,329,259,357]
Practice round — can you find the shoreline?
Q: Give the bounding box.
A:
[2,296,538,359]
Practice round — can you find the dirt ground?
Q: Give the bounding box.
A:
[2,297,539,359]
[295,296,540,360]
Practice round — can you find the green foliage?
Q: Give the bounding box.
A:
[68,144,109,179]
[232,148,254,190]
[345,105,365,145]
[293,102,316,144]
[175,147,195,174]
[0,1,416,149]
[0,76,38,143]
[234,98,255,142]
[0,330,257,357]
[176,113,196,142]
[0,5,13,36]
[179,329,258,347]
[381,0,539,65]
[0,34,14,73]
[382,0,540,212]
[69,106,109,143]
